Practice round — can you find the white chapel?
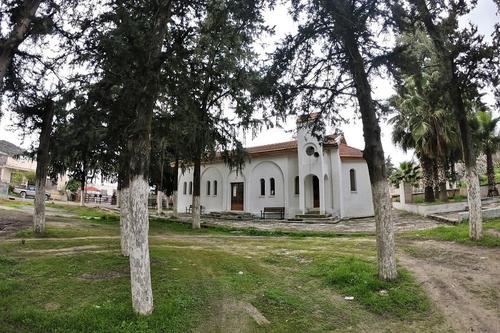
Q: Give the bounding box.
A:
[176,114,374,219]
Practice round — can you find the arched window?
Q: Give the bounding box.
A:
[189,181,193,195]
[270,178,275,196]
[207,181,211,196]
[350,169,357,192]
[260,178,265,196]
[183,182,187,195]
[294,176,299,195]
[213,180,218,196]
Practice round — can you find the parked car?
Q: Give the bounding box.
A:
[13,185,51,200]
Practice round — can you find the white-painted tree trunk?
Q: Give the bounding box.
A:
[192,195,201,229]
[172,191,178,217]
[372,180,397,280]
[33,178,46,234]
[80,189,85,206]
[127,176,153,315]
[120,187,131,257]
[156,190,162,215]
[466,166,483,240]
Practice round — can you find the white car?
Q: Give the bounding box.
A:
[13,185,51,200]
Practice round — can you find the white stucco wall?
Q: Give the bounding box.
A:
[176,144,374,219]
[247,159,286,216]
[200,167,224,212]
[341,159,374,218]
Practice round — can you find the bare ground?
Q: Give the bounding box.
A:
[398,240,500,333]
[0,208,32,236]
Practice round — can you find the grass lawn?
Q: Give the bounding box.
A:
[0,203,449,332]
[402,219,500,247]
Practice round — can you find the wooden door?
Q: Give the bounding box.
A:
[231,182,244,211]
[313,176,320,208]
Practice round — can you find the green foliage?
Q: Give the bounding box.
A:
[65,179,81,193]
[390,73,460,161]
[308,257,430,318]
[471,109,500,152]
[389,161,421,187]
[24,171,36,185]
[9,172,25,186]
[8,171,37,186]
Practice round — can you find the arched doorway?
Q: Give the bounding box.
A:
[312,175,320,208]
[304,174,320,211]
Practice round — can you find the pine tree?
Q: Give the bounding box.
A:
[265,0,399,280]
[164,0,267,229]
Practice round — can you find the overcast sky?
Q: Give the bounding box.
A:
[1,1,498,164]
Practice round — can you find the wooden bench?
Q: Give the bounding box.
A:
[260,207,285,220]
[186,205,205,214]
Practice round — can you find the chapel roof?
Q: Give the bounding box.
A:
[244,134,364,159]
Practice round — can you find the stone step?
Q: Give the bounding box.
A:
[290,216,340,224]
[295,214,330,219]
[427,214,459,225]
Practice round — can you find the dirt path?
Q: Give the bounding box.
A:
[0,208,32,236]
[398,240,500,333]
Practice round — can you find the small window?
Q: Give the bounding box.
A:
[189,181,193,195]
[207,181,211,196]
[270,178,275,196]
[213,180,218,196]
[183,182,187,195]
[306,146,315,156]
[294,176,299,195]
[260,178,265,196]
[350,169,357,192]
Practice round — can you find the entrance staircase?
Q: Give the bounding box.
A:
[293,209,339,223]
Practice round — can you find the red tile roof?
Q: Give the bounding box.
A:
[244,135,364,160]
[339,143,364,159]
[245,140,297,155]
[296,112,321,124]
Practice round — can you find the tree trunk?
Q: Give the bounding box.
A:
[80,168,87,206]
[0,0,42,89]
[437,159,448,202]
[172,159,179,217]
[33,100,54,234]
[467,166,483,239]
[421,156,435,202]
[125,1,172,315]
[331,0,397,280]
[411,0,482,240]
[127,174,153,315]
[432,160,440,200]
[192,157,201,229]
[486,147,498,197]
[120,186,130,257]
[118,153,130,256]
[156,190,163,215]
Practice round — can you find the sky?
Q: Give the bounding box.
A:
[1,0,498,164]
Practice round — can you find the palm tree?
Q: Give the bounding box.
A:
[390,73,460,202]
[389,161,421,187]
[472,110,500,197]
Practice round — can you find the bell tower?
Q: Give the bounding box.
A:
[296,113,326,214]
